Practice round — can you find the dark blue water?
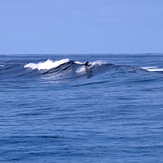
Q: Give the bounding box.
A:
[0,54,163,162]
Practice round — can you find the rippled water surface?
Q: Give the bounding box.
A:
[0,54,163,162]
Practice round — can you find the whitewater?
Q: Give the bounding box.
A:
[0,54,163,162]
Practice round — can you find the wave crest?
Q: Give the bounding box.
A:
[24,59,70,70]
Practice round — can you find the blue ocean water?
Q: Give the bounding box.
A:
[0,54,163,163]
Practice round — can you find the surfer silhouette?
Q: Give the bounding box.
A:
[85,61,90,67]
[84,61,92,78]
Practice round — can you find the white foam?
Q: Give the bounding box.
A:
[141,67,163,72]
[76,66,86,73]
[74,61,83,64]
[91,60,106,66]
[24,59,70,70]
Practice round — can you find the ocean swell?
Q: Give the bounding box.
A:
[1,58,162,83]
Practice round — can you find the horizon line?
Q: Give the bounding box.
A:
[0,52,163,55]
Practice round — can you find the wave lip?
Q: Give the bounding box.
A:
[24,59,70,70]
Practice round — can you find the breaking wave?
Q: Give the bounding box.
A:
[24,59,109,82]
[24,59,71,70]
[0,58,163,83]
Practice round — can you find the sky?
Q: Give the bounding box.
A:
[0,0,163,54]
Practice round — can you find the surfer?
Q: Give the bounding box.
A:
[84,61,92,78]
[85,61,90,67]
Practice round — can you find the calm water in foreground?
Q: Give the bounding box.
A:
[0,54,163,162]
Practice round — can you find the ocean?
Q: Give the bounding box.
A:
[0,54,163,163]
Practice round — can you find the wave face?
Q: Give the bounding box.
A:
[0,58,111,82]
[24,59,113,82]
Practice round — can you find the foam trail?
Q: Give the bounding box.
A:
[91,60,106,66]
[76,66,86,74]
[141,67,163,72]
[74,61,83,64]
[24,59,70,70]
